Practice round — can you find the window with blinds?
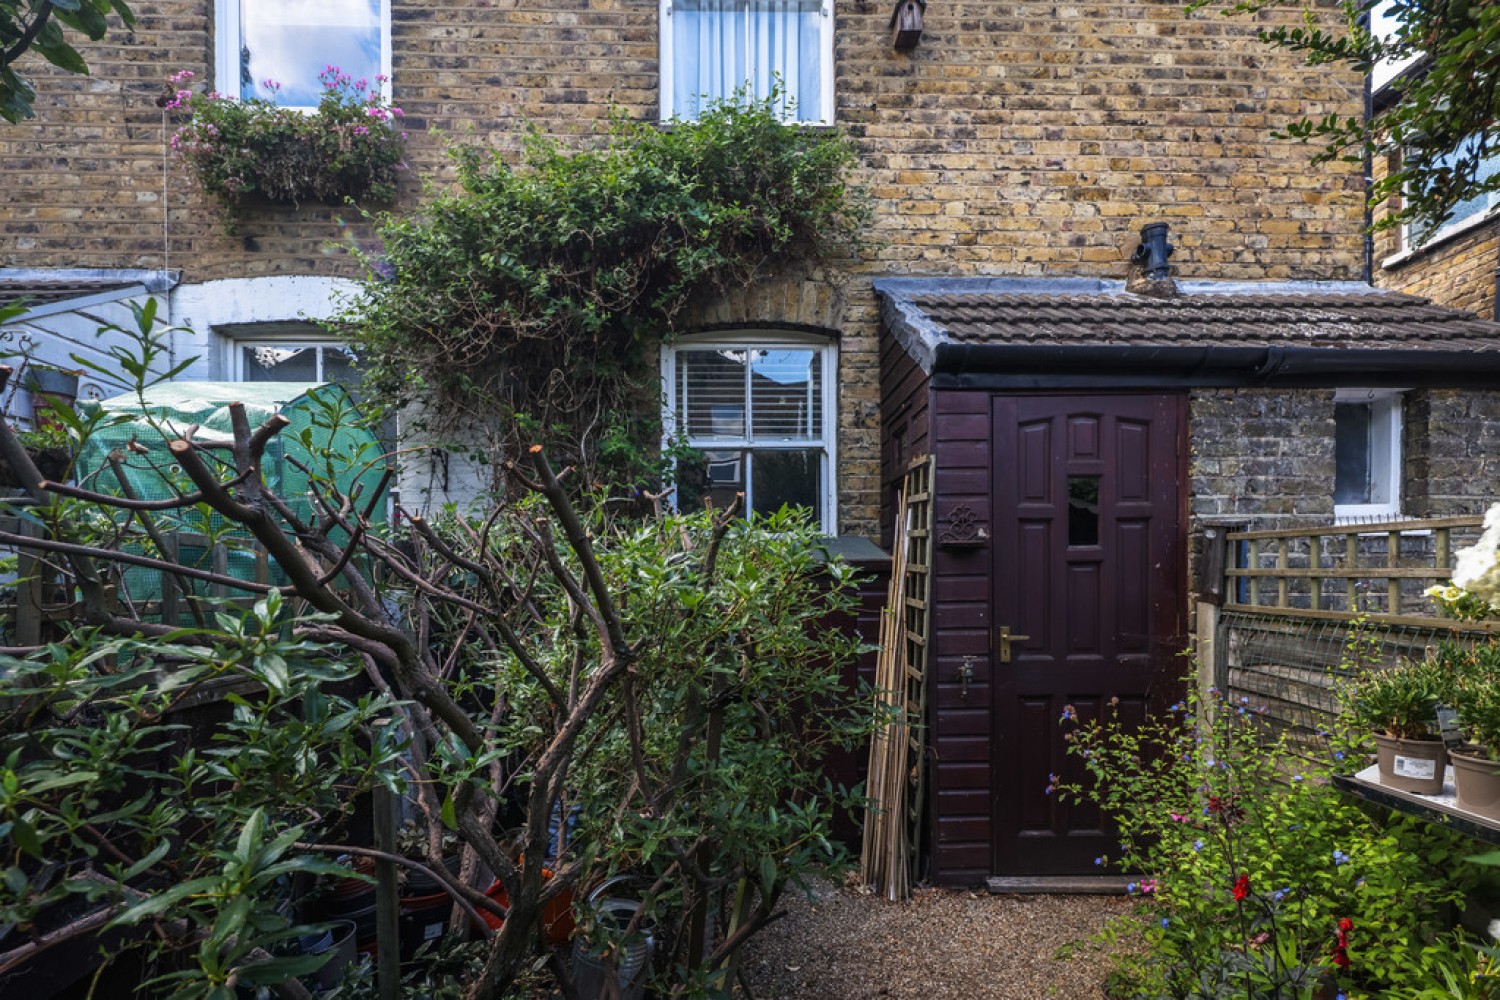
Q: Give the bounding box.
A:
[660,0,833,124]
[665,338,835,530]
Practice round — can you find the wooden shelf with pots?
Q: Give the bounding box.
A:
[1333,763,1500,845]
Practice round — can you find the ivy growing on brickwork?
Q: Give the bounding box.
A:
[340,96,868,487]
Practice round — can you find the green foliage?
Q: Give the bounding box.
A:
[167,66,406,232]
[1189,0,1500,238]
[0,0,133,123]
[1058,685,1487,999]
[419,502,874,993]
[340,93,867,484]
[1439,640,1500,759]
[0,596,403,997]
[1344,656,1454,741]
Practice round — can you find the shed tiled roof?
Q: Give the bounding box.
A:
[0,279,138,314]
[904,290,1500,351]
[873,277,1500,386]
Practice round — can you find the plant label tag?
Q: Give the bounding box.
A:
[424,922,444,941]
[1393,755,1437,780]
[1437,707,1461,742]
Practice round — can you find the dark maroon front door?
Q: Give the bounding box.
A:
[990,393,1185,875]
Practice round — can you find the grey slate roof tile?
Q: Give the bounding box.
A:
[903,291,1500,351]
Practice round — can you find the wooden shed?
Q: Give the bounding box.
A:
[873,275,1500,886]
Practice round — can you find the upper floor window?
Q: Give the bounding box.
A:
[215,0,392,108]
[1399,137,1500,250]
[662,333,837,531]
[659,0,834,124]
[1334,389,1404,522]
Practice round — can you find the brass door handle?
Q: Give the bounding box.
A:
[998,626,1031,663]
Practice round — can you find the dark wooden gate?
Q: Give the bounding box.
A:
[990,393,1186,875]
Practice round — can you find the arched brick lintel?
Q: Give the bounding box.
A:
[672,272,847,337]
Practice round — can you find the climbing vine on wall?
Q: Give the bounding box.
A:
[339,95,868,488]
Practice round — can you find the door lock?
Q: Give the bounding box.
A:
[959,656,974,700]
[997,626,1031,663]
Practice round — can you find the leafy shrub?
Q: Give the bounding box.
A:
[1344,657,1454,741]
[0,595,402,997]
[1057,685,1487,999]
[167,67,406,229]
[339,93,868,483]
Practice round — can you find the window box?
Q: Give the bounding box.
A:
[166,67,406,230]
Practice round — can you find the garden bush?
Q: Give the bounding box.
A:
[1057,685,1494,999]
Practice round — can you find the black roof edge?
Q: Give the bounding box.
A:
[930,342,1500,389]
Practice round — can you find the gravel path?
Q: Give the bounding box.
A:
[739,882,1134,999]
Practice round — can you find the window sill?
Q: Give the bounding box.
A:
[1381,204,1500,271]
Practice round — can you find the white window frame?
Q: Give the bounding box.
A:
[214,0,393,110]
[226,336,356,383]
[1333,388,1404,523]
[1398,140,1500,252]
[661,331,838,533]
[658,0,835,125]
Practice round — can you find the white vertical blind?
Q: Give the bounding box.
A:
[669,0,824,122]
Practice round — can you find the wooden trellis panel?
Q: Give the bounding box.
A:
[1222,515,1489,625]
[862,455,934,899]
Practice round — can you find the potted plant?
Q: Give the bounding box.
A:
[1346,657,1452,795]
[1448,641,1500,819]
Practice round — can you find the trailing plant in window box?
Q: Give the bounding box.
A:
[166,67,407,229]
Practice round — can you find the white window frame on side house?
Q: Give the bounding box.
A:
[214,0,392,110]
[1397,138,1500,253]
[227,336,359,385]
[659,0,835,125]
[661,332,838,533]
[1334,388,1405,523]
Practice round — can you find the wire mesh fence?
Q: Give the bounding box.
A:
[1218,611,1498,761]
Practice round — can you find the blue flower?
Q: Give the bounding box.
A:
[1127,882,1137,894]
[1291,774,1303,782]
[1161,917,1170,928]
[1333,849,1350,866]
[1094,855,1107,867]
[1333,751,1346,761]
[1193,840,1205,852]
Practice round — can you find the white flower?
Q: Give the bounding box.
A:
[1452,502,1500,605]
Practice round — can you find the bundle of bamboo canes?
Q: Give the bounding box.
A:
[861,481,912,901]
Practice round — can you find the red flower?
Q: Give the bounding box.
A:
[1232,874,1250,901]
[1332,916,1353,969]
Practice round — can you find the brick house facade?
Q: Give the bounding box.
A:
[9,2,1500,882]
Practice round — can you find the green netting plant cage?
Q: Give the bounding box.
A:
[75,382,388,612]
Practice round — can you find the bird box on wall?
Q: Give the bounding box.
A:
[890,0,925,50]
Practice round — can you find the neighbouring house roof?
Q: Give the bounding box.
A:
[873,277,1500,389]
[0,269,177,323]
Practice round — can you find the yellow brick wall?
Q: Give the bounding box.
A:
[0,0,1369,536]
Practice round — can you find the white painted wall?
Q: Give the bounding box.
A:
[1,291,167,427]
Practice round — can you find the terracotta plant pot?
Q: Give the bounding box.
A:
[1450,747,1500,820]
[475,869,575,945]
[1373,733,1447,795]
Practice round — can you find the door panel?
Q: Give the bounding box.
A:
[991,394,1185,875]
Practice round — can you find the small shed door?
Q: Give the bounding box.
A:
[990,393,1185,875]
